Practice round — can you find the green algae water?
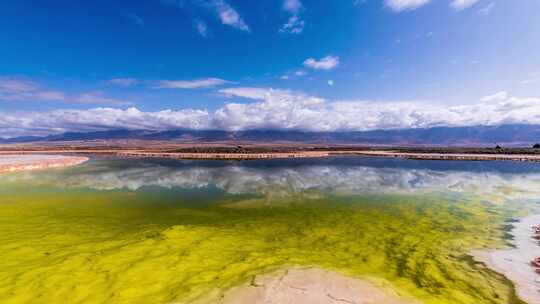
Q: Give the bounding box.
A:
[1,157,540,304]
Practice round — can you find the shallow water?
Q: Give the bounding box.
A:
[1,156,540,304]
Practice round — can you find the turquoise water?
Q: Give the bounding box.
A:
[1,157,540,303]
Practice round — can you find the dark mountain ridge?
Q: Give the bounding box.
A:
[1,124,540,146]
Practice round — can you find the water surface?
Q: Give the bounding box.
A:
[1,157,540,304]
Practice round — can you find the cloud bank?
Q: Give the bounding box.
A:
[2,88,540,138]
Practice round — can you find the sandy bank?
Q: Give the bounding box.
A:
[472,215,540,304]
[3,149,540,162]
[0,155,89,173]
[0,150,333,160]
[116,151,332,160]
[354,151,540,162]
[198,268,417,304]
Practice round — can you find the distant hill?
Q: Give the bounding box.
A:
[1,124,540,146]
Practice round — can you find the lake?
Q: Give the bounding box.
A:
[1,156,540,304]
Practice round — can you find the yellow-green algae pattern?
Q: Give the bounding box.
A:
[0,159,536,304]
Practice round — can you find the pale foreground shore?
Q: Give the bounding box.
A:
[0,155,89,173]
[472,215,540,304]
[196,268,417,304]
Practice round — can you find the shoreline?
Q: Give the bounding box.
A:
[116,150,332,160]
[197,267,417,304]
[1,149,540,162]
[0,155,89,173]
[351,151,540,162]
[472,214,540,304]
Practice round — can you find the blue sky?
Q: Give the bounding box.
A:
[0,0,539,137]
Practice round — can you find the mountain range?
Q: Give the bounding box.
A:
[2,124,540,147]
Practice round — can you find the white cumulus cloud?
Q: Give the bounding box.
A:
[478,2,494,15]
[195,20,208,37]
[154,78,230,89]
[160,0,249,32]
[385,0,431,12]
[210,0,250,32]
[283,0,303,14]
[303,56,340,70]
[281,15,305,34]
[480,91,508,102]
[280,0,305,34]
[450,0,480,10]
[107,78,139,86]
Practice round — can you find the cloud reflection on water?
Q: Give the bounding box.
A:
[5,158,540,202]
